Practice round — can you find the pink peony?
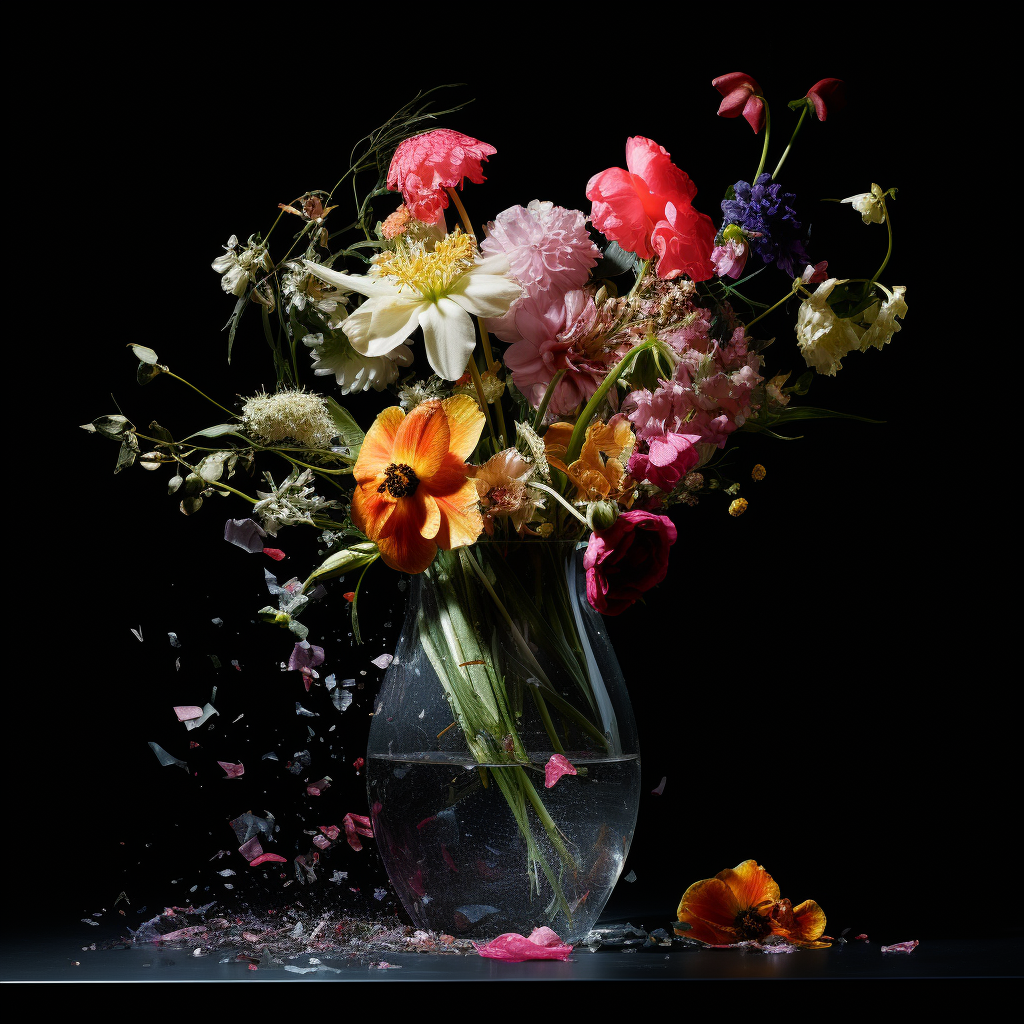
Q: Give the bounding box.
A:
[481,200,600,298]
[584,510,677,616]
[712,72,765,133]
[386,129,496,225]
[628,432,703,491]
[502,288,610,414]
[712,238,749,280]
[586,137,714,282]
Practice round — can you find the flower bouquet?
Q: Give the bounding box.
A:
[84,79,905,941]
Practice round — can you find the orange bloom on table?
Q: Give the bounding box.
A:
[544,417,636,506]
[352,396,485,574]
[675,859,830,948]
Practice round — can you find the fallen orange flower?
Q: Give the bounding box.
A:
[675,859,830,948]
[351,396,485,574]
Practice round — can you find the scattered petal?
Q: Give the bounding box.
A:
[307,777,332,796]
[370,653,394,670]
[343,592,356,602]
[544,753,577,789]
[474,927,573,961]
[651,776,667,796]
[173,706,203,722]
[263,548,286,561]
[249,853,288,867]
[148,742,188,770]
[217,761,245,778]
[881,940,919,953]
[342,812,373,851]
[224,518,266,553]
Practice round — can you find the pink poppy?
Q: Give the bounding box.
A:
[386,129,496,224]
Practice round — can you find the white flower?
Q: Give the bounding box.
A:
[303,330,412,395]
[795,278,865,376]
[242,389,336,448]
[858,285,907,351]
[212,235,273,296]
[303,230,521,380]
[253,468,339,536]
[841,183,886,225]
[281,262,350,327]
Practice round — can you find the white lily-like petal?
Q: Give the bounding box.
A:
[343,296,427,357]
[420,298,477,380]
[303,260,395,299]
[449,269,522,319]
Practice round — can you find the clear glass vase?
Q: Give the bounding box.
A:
[366,541,640,942]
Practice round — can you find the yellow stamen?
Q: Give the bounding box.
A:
[374,229,476,300]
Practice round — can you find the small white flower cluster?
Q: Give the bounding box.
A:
[253,468,339,536]
[242,389,336,449]
[212,235,273,297]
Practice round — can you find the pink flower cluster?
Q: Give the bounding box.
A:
[482,201,606,415]
[623,301,763,489]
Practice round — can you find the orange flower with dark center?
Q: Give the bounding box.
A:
[351,396,485,574]
[675,859,829,948]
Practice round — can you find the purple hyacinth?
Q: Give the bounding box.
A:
[721,173,809,277]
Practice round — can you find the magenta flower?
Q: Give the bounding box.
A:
[584,510,677,616]
[544,754,578,788]
[386,129,496,224]
[712,73,765,133]
[712,238,749,279]
[628,432,703,491]
[805,79,846,121]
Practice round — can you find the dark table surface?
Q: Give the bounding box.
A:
[3,929,1020,982]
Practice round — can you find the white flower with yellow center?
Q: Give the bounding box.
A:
[303,230,520,380]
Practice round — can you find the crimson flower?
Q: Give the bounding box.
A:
[805,78,846,121]
[712,73,765,133]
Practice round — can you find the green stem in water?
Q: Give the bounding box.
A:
[753,97,771,181]
[772,105,806,181]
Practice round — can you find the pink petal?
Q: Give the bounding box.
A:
[473,931,573,962]
[320,825,341,840]
[307,777,332,796]
[173,706,203,722]
[249,853,287,867]
[544,754,577,789]
[651,776,667,795]
[217,761,244,778]
[239,838,264,861]
[263,548,286,561]
[527,926,564,948]
[343,812,373,851]
[881,940,919,953]
[371,653,394,670]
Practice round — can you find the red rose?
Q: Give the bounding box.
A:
[584,510,677,616]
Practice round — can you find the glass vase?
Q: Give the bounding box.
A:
[366,541,640,942]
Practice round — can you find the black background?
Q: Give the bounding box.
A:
[27,22,1007,950]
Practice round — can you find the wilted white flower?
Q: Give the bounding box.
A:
[795,278,865,376]
[253,468,339,536]
[841,183,886,225]
[303,331,412,395]
[858,285,907,351]
[212,234,273,296]
[397,376,446,410]
[242,389,335,449]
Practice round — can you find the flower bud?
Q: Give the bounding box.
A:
[587,499,619,531]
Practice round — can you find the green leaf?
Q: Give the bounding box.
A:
[324,397,365,455]
[148,421,175,445]
[137,361,164,385]
[225,293,246,364]
[82,414,134,440]
[303,541,379,590]
[774,405,885,425]
[785,370,814,396]
[114,434,139,473]
[182,424,247,441]
[592,240,638,279]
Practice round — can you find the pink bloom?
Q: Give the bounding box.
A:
[544,754,578,788]
[712,238,749,279]
[651,200,716,282]
[342,812,373,852]
[628,432,703,491]
[584,510,677,616]
[474,927,573,962]
[502,288,609,414]
[712,72,765,133]
[587,137,713,281]
[806,79,846,121]
[481,200,600,298]
[386,129,496,225]
[800,260,829,284]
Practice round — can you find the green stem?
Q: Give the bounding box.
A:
[532,369,565,430]
[869,200,893,286]
[565,337,659,464]
[163,373,237,418]
[772,105,806,181]
[466,357,499,450]
[744,286,797,330]
[753,97,771,181]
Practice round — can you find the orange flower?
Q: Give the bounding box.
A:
[351,396,485,574]
[675,859,829,948]
[544,417,636,506]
